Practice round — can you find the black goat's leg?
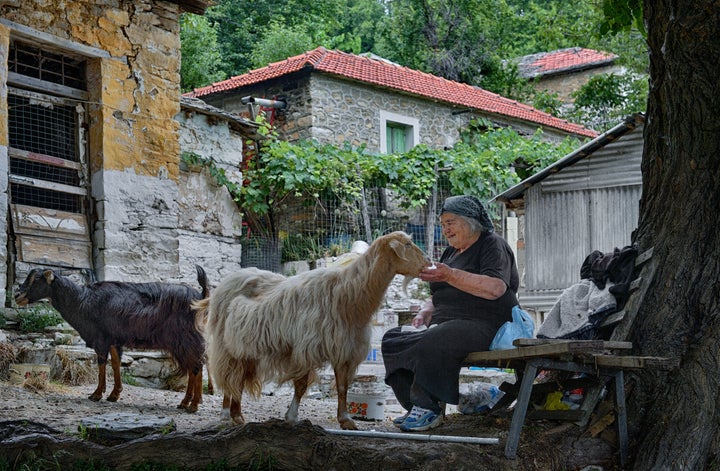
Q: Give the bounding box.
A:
[106,345,123,402]
[179,369,195,410]
[89,353,107,401]
[180,367,202,413]
[334,363,357,430]
[285,374,310,424]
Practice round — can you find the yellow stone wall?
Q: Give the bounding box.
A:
[1,0,182,178]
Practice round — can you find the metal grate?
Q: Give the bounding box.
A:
[10,183,82,213]
[9,40,87,90]
[8,94,79,162]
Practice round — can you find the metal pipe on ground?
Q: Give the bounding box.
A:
[323,428,500,445]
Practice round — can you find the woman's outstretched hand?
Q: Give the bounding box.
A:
[419,262,453,283]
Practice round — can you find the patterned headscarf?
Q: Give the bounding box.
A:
[440,195,494,233]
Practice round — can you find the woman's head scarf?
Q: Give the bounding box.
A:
[440,195,494,233]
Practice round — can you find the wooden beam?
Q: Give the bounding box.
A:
[10,148,82,171]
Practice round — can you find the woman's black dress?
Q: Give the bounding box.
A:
[381,231,519,409]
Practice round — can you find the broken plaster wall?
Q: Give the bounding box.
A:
[175,107,245,286]
[1,0,191,284]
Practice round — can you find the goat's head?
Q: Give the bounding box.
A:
[14,269,56,307]
[381,231,432,277]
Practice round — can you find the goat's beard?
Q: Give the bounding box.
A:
[401,275,415,297]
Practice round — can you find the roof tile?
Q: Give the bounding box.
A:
[188,47,597,138]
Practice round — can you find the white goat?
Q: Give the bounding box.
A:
[194,231,430,430]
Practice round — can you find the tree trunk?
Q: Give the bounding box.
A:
[629,1,720,469]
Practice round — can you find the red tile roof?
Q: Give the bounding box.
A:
[188,47,597,138]
[517,47,618,79]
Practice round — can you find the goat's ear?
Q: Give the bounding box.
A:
[42,270,55,284]
[389,239,409,261]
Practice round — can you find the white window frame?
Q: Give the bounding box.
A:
[379,110,420,154]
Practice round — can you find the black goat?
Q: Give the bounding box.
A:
[14,266,211,412]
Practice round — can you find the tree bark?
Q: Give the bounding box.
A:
[630,1,720,469]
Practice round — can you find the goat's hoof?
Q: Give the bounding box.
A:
[88,394,102,402]
[185,404,199,413]
[106,395,119,402]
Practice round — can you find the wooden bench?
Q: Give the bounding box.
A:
[462,247,678,466]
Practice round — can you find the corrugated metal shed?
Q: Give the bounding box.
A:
[494,114,645,317]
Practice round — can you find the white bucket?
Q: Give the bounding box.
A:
[347,391,386,420]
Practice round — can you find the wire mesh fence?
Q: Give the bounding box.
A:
[240,178,456,272]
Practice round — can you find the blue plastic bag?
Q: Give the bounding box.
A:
[489,305,535,350]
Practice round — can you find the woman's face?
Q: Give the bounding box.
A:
[440,213,476,250]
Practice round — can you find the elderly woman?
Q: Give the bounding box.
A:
[382,195,519,432]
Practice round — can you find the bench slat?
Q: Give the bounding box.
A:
[593,354,679,370]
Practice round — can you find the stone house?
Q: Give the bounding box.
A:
[0,0,262,305]
[492,113,645,328]
[189,47,596,153]
[515,47,622,104]
[187,47,597,263]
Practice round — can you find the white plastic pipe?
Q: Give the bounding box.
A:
[323,428,500,445]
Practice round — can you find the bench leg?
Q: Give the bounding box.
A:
[614,370,628,467]
[505,360,539,459]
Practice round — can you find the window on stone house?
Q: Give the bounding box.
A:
[386,122,410,153]
[6,39,93,270]
[379,111,419,154]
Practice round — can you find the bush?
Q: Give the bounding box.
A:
[17,304,63,333]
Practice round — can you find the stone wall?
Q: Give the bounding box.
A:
[175,105,247,286]
[0,1,248,291]
[204,73,571,151]
[532,64,625,104]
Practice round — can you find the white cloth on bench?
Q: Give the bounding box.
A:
[537,279,617,339]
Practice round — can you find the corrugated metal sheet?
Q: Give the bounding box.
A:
[515,118,644,314]
[540,128,643,192]
[524,184,641,293]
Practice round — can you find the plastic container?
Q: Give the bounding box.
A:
[347,391,386,420]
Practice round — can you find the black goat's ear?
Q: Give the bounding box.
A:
[42,270,55,284]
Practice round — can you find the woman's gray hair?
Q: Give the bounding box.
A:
[456,214,483,234]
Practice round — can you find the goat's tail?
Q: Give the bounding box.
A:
[192,297,210,334]
[195,265,210,298]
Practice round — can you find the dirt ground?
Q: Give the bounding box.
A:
[0,377,621,471]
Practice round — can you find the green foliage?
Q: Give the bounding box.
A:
[280,233,326,263]
[17,304,63,333]
[565,73,648,130]
[250,22,314,69]
[600,0,644,36]
[121,370,139,386]
[443,121,581,204]
[188,116,580,236]
[531,90,564,116]
[180,14,226,92]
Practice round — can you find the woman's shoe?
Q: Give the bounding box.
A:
[392,410,411,427]
[399,405,442,432]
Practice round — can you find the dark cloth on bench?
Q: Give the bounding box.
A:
[382,232,519,410]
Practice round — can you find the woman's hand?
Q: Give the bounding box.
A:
[412,298,435,327]
[419,262,453,283]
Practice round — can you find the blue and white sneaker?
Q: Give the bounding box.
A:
[392,410,411,427]
[399,405,442,432]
